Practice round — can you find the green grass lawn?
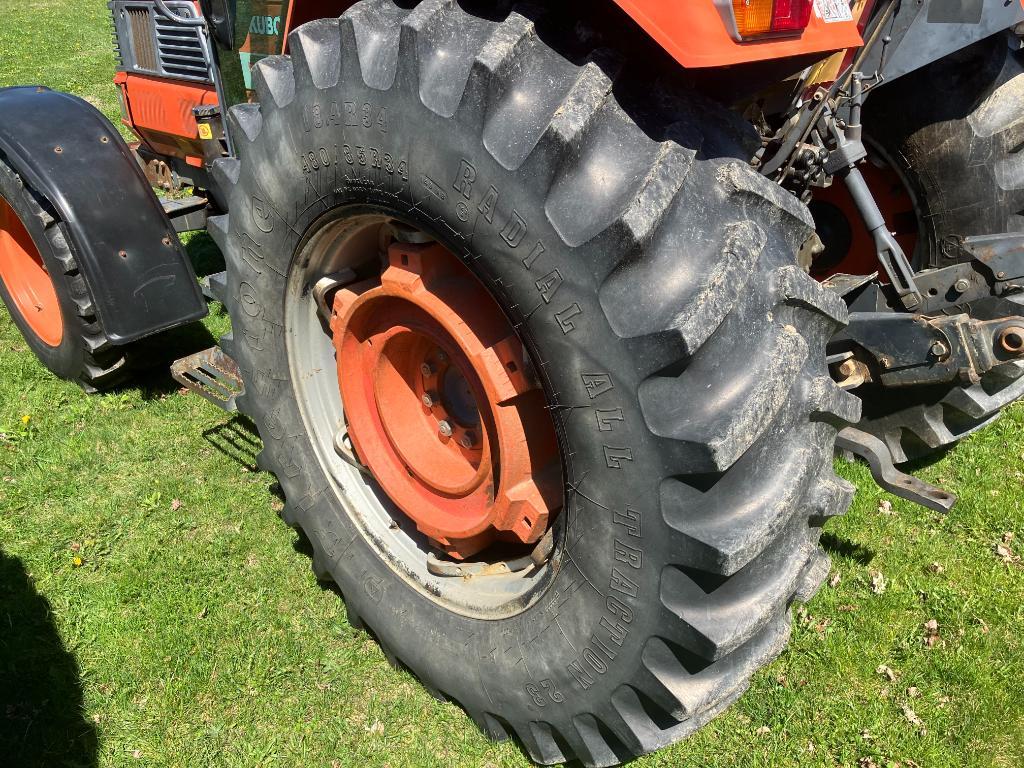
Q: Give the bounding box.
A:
[1,2,1023,767]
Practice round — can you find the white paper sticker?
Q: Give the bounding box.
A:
[814,0,854,23]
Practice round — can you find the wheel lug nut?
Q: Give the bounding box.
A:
[436,349,447,363]
[422,391,436,408]
[420,362,434,376]
[438,420,453,438]
[459,432,476,449]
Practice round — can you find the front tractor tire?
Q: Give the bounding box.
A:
[0,159,129,391]
[210,2,859,764]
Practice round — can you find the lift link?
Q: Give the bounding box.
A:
[823,74,923,310]
[833,312,1024,389]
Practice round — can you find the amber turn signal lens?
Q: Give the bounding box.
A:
[732,0,774,36]
[731,0,814,38]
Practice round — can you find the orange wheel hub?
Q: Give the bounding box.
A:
[330,241,561,559]
[0,196,62,346]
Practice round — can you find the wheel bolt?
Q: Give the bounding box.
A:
[930,340,949,358]
[436,349,447,363]
[459,432,476,449]
[420,362,434,376]
[953,278,970,293]
[422,391,436,408]
[438,420,453,438]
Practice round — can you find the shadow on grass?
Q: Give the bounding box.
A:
[0,551,97,767]
[820,531,875,565]
[202,415,261,472]
[183,230,225,280]
[109,321,220,400]
[898,445,955,474]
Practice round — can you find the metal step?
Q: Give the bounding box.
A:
[200,270,227,302]
[170,345,244,412]
[161,194,208,233]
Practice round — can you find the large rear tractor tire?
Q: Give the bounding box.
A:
[0,158,130,391]
[211,2,859,764]
[854,34,1024,462]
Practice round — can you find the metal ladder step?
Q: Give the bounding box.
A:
[170,345,244,412]
[161,194,208,233]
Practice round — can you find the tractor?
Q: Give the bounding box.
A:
[1,0,1022,764]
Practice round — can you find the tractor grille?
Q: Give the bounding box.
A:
[109,1,211,83]
[126,7,158,71]
[154,10,208,78]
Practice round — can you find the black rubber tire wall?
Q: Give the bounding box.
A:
[857,35,1024,463]
[0,157,129,391]
[209,2,860,764]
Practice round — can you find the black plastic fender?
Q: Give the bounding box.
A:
[0,86,206,344]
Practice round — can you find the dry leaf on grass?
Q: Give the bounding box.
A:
[829,570,841,588]
[923,618,940,648]
[926,561,944,574]
[171,498,182,511]
[906,686,921,698]
[902,703,926,735]
[876,664,897,681]
[878,499,893,515]
[995,539,1020,564]
[870,569,887,594]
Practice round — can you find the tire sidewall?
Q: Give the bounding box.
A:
[226,70,678,725]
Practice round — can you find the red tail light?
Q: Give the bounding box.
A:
[770,0,814,31]
[730,0,814,39]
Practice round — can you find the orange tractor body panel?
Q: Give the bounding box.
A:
[112,0,869,159]
[115,71,217,168]
[610,0,863,68]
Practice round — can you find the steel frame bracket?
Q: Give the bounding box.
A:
[836,427,956,513]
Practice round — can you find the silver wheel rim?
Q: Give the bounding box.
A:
[284,210,558,619]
